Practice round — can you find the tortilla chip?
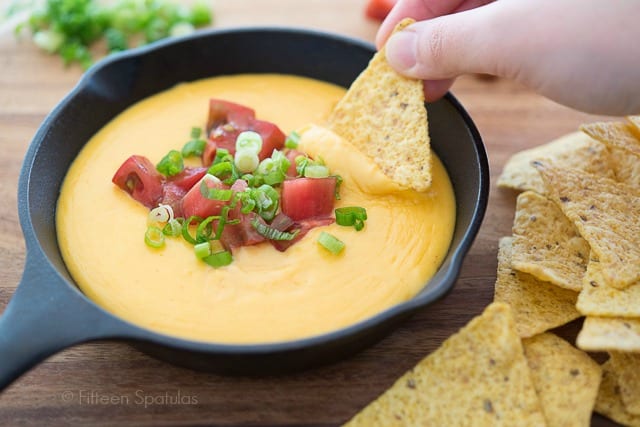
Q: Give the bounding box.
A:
[627,115,640,139]
[609,146,640,188]
[494,237,580,338]
[533,161,640,289]
[523,333,601,427]
[594,361,640,427]
[576,259,640,317]
[609,352,640,416]
[577,317,640,352]
[581,120,640,158]
[511,191,589,291]
[344,303,546,427]
[497,132,612,194]
[327,18,431,192]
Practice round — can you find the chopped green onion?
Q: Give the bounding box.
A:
[145,226,165,249]
[200,179,233,201]
[335,206,368,231]
[156,150,184,177]
[256,158,274,175]
[254,184,279,221]
[295,155,309,176]
[148,204,174,224]
[202,250,233,268]
[285,131,301,149]
[196,215,218,242]
[190,1,213,26]
[194,241,211,259]
[182,139,206,157]
[234,149,260,173]
[162,218,183,236]
[191,127,202,139]
[33,30,65,53]
[181,215,203,244]
[303,165,330,178]
[207,161,234,180]
[333,174,343,200]
[317,232,345,255]
[235,131,263,154]
[169,22,195,37]
[251,218,299,241]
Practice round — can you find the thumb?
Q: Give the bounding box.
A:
[385,3,505,80]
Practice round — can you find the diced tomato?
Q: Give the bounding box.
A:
[281,177,337,221]
[112,155,164,209]
[167,167,208,192]
[250,119,286,160]
[206,99,255,133]
[271,217,334,252]
[161,182,187,218]
[365,0,398,21]
[182,175,229,218]
[208,124,241,156]
[202,140,217,166]
[220,212,266,252]
[285,149,304,176]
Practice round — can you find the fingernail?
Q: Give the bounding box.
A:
[385,30,417,71]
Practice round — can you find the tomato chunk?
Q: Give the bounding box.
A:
[250,119,286,160]
[206,99,255,133]
[182,175,229,218]
[285,149,304,177]
[281,177,337,221]
[112,155,164,208]
[167,167,208,192]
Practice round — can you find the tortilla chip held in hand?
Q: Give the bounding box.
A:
[327,18,431,192]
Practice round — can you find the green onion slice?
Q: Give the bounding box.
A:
[148,204,174,224]
[182,215,203,244]
[303,165,329,178]
[156,150,184,177]
[162,218,183,236]
[194,241,211,259]
[202,250,233,268]
[200,179,233,201]
[284,131,300,149]
[317,232,345,255]
[196,215,219,243]
[234,149,260,173]
[182,139,206,157]
[251,218,299,241]
[145,226,165,249]
[235,131,263,154]
[335,206,367,231]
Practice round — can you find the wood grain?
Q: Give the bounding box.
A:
[0,1,619,425]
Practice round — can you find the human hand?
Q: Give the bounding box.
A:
[377,0,640,115]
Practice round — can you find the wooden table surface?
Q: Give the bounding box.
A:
[0,1,620,425]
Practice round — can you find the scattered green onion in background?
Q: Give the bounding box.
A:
[6,0,213,69]
[317,231,345,255]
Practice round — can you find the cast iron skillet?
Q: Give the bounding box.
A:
[0,27,489,391]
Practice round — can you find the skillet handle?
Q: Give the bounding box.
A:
[0,255,126,391]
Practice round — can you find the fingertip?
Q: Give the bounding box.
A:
[423,79,455,102]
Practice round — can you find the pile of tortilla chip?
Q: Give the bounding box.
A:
[344,117,640,426]
[344,302,601,426]
[495,116,640,425]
